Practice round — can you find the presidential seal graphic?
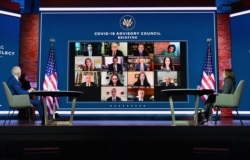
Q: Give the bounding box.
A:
[120,15,136,31]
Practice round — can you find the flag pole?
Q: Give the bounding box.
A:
[43,38,59,117]
[50,38,56,119]
[200,38,215,102]
[49,38,55,91]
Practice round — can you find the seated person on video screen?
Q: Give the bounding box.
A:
[134,89,149,101]
[108,56,123,72]
[163,44,178,57]
[133,43,148,56]
[81,57,97,71]
[81,72,97,87]
[108,73,123,86]
[106,88,122,101]
[133,72,150,88]
[135,57,147,71]
[106,42,124,56]
[82,43,99,56]
[160,77,175,87]
[161,57,175,71]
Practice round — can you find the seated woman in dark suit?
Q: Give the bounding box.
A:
[198,69,236,125]
[161,57,175,71]
[108,73,123,86]
[133,72,150,88]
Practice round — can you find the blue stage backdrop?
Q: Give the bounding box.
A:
[39,7,217,113]
[0,11,21,111]
[231,10,250,112]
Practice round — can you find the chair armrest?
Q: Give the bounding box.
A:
[11,95,33,107]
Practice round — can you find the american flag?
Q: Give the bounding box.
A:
[43,41,59,115]
[200,41,215,102]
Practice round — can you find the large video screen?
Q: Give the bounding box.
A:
[68,41,187,102]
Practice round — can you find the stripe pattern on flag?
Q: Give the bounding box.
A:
[200,42,215,102]
[43,42,59,115]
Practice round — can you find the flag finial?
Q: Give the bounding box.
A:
[50,38,55,43]
[207,38,212,42]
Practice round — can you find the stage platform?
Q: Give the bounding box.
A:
[0,118,250,160]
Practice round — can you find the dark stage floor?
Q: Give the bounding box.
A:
[0,115,250,160]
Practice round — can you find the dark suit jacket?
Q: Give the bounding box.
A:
[7,75,29,95]
[133,50,148,56]
[221,78,235,94]
[108,63,123,72]
[134,97,150,101]
[160,82,175,87]
[106,96,122,101]
[106,50,124,56]
[135,64,147,71]
[81,82,97,87]
[133,81,150,87]
[82,51,99,56]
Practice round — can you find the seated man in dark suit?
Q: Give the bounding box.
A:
[7,66,45,125]
[108,56,123,72]
[106,42,124,56]
[81,72,97,87]
[82,43,99,56]
[106,88,122,101]
[134,89,149,101]
[133,43,148,56]
[160,77,176,87]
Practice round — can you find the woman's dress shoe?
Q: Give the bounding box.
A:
[198,112,208,125]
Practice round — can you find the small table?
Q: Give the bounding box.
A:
[161,89,214,126]
[30,91,83,126]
